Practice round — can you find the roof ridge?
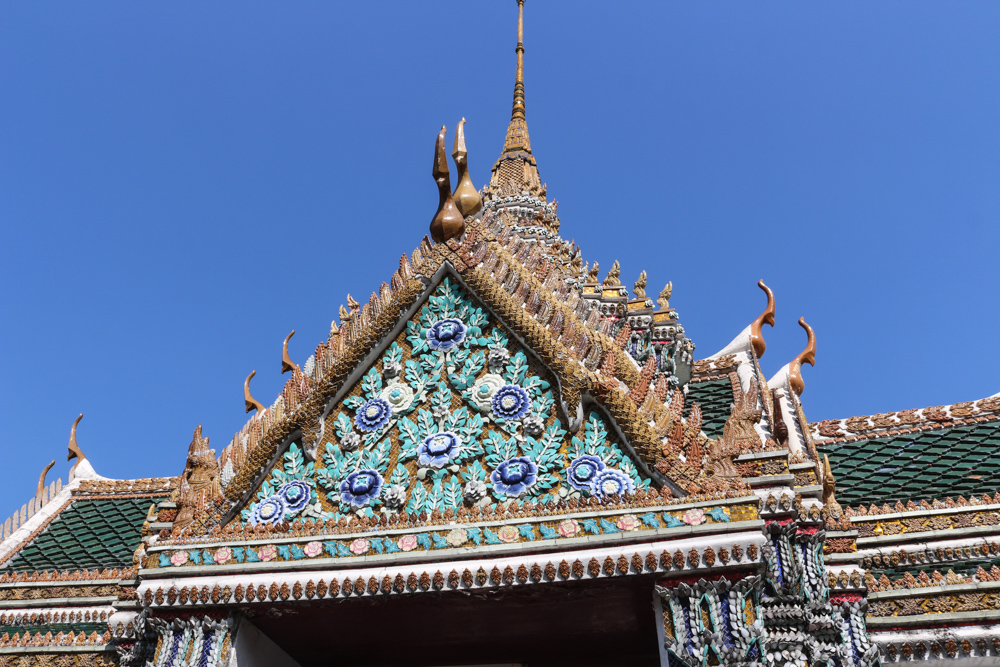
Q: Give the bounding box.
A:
[811,394,1000,443]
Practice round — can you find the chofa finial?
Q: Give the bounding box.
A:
[67,413,85,463]
[633,271,647,299]
[244,370,265,414]
[282,330,300,374]
[452,118,483,218]
[788,317,816,396]
[750,280,776,359]
[430,126,465,243]
[37,460,55,498]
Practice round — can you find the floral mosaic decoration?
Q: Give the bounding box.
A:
[243,444,328,525]
[244,278,653,525]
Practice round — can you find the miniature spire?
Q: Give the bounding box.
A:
[430,126,465,243]
[244,370,265,414]
[633,271,647,299]
[281,330,300,374]
[36,460,55,498]
[788,318,816,396]
[749,280,776,359]
[452,119,483,218]
[501,0,532,159]
[67,414,85,463]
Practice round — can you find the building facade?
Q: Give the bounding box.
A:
[2,3,998,666]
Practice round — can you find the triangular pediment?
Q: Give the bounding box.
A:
[236,272,662,527]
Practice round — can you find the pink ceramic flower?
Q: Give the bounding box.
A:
[349,538,369,555]
[170,551,189,566]
[258,544,278,562]
[398,534,418,552]
[445,529,468,547]
[213,547,232,564]
[498,525,519,543]
[556,519,579,538]
[683,508,706,526]
[616,515,640,532]
[303,541,323,558]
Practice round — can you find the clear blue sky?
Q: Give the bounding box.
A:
[2,2,998,515]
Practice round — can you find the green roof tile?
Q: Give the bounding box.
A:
[685,376,735,438]
[819,420,1000,507]
[3,498,153,572]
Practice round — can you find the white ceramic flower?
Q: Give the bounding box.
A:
[380,382,414,413]
[470,373,505,411]
[463,479,488,503]
[340,432,361,452]
[488,347,510,369]
[522,414,545,437]
[383,484,407,509]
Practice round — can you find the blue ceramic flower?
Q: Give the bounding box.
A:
[566,455,606,492]
[355,398,391,432]
[339,469,384,507]
[417,431,463,469]
[491,457,539,498]
[278,481,311,514]
[249,495,287,527]
[591,468,634,500]
[491,384,531,420]
[426,318,467,351]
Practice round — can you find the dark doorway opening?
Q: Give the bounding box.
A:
[245,576,661,666]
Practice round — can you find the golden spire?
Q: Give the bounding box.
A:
[500,0,532,160]
[452,119,483,217]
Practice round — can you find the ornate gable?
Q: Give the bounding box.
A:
[238,275,656,528]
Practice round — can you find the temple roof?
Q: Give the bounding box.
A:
[2,498,153,573]
[815,394,1000,507]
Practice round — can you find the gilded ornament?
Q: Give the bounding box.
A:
[244,370,265,414]
[749,280,775,359]
[452,118,483,218]
[788,317,816,396]
[657,282,672,310]
[281,330,300,374]
[430,126,465,243]
[67,413,86,463]
[633,270,647,299]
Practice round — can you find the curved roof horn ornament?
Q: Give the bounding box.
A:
[749,280,776,359]
[429,126,465,243]
[788,318,816,396]
[244,370,265,414]
[37,460,55,498]
[67,413,86,463]
[452,118,482,218]
[281,330,300,375]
